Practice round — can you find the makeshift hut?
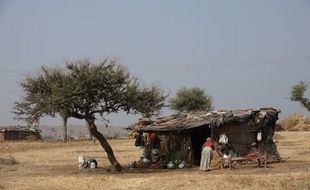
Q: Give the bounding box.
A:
[131,108,281,168]
[0,126,41,142]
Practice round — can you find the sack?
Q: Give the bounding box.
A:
[257,131,262,142]
[219,134,228,144]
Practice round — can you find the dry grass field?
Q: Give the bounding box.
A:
[0,131,310,190]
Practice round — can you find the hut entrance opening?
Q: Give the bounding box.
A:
[190,125,211,165]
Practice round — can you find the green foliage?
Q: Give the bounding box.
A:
[63,59,166,119]
[290,81,307,101]
[125,82,166,118]
[13,59,166,124]
[169,87,213,112]
[290,81,310,111]
[13,67,62,125]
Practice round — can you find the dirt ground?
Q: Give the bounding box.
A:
[0,131,309,190]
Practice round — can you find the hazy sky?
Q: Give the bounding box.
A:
[0,0,309,127]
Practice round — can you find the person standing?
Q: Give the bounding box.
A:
[200,137,215,171]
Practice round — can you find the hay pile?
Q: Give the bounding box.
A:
[279,113,310,131]
[0,156,19,165]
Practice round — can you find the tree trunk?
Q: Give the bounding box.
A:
[86,118,123,172]
[300,98,310,111]
[89,130,94,142]
[63,117,68,143]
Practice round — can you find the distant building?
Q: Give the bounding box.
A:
[0,126,41,142]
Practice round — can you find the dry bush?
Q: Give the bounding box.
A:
[279,113,310,131]
[0,156,19,165]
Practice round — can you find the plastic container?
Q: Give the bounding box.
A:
[167,161,175,169]
[90,162,96,169]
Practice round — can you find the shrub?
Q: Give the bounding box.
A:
[279,113,310,131]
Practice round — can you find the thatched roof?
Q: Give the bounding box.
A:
[131,108,280,133]
[0,126,40,133]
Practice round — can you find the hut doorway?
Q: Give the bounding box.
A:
[190,126,211,165]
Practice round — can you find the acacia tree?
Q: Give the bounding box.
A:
[14,59,165,171]
[13,67,72,142]
[170,87,213,112]
[290,81,310,111]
